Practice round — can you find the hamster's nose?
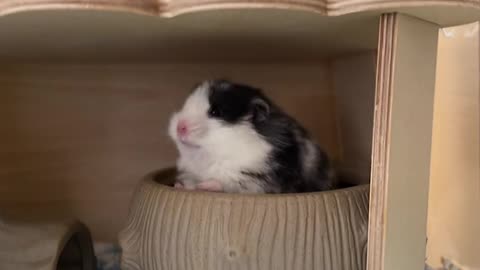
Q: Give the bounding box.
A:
[177,120,189,137]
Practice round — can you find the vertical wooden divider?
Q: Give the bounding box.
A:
[367,13,397,270]
[367,13,439,270]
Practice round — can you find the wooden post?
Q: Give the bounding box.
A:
[367,13,439,270]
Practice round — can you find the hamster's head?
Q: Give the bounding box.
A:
[168,80,271,150]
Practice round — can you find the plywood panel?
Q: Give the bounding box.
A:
[368,13,438,270]
[332,52,376,184]
[0,63,339,241]
[2,0,480,26]
[0,10,379,63]
[426,23,480,269]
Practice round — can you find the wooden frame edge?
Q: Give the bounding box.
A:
[1,0,480,20]
[0,0,161,17]
[368,13,439,270]
[367,13,397,270]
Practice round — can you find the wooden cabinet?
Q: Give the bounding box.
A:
[0,1,478,270]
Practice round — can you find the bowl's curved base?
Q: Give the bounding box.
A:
[120,168,370,270]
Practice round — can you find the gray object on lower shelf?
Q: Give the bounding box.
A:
[0,218,96,270]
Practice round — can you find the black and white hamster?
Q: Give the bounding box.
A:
[168,79,336,193]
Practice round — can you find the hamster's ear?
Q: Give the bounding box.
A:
[189,81,206,94]
[251,98,270,122]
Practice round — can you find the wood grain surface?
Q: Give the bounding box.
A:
[332,53,377,184]
[367,13,397,270]
[0,63,344,241]
[426,22,480,269]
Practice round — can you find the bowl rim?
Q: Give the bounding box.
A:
[140,167,370,199]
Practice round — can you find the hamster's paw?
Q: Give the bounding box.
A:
[174,182,184,189]
[175,181,197,190]
[196,180,224,192]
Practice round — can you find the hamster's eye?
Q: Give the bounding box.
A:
[208,106,222,117]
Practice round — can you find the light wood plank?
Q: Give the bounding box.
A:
[2,0,480,25]
[0,10,379,63]
[0,63,340,241]
[426,22,480,269]
[367,13,397,270]
[368,13,439,270]
[331,52,377,184]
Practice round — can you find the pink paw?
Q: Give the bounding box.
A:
[174,182,184,189]
[196,180,223,192]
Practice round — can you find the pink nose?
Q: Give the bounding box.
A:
[177,120,189,137]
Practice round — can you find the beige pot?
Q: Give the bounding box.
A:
[119,168,370,270]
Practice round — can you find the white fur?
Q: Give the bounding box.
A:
[169,82,272,193]
[303,140,317,173]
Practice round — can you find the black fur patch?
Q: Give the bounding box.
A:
[207,80,270,124]
[203,79,335,193]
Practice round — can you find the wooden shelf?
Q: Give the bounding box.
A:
[1,0,479,63]
[0,9,379,63]
[1,0,480,25]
